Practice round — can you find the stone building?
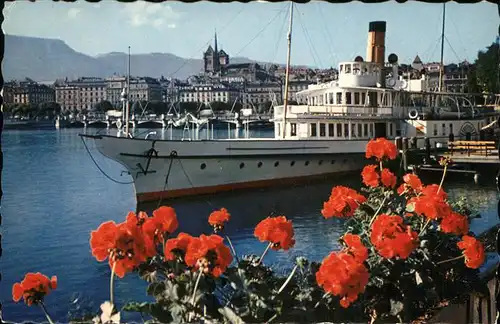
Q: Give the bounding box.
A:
[105,76,162,108]
[54,77,106,111]
[203,32,229,74]
[178,82,239,105]
[4,79,55,105]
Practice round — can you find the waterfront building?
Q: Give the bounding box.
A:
[55,77,106,112]
[105,76,162,108]
[4,79,55,105]
[178,82,239,106]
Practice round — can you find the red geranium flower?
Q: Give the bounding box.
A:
[208,208,231,231]
[316,251,369,308]
[440,212,469,236]
[164,232,193,261]
[457,235,485,269]
[408,184,451,220]
[321,186,367,218]
[342,233,368,263]
[90,220,152,278]
[381,168,397,188]
[370,214,419,259]
[365,138,398,161]
[254,216,295,250]
[397,173,423,196]
[184,234,233,277]
[361,165,379,188]
[12,272,57,306]
[142,206,179,244]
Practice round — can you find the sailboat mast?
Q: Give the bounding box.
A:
[125,46,131,135]
[438,3,446,93]
[282,2,293,139]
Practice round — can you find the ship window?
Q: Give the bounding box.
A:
[351,123,356,137]
[390,123,394,137]
[369,123,374,137]
[449,123,453,134]
[305,161,310,166]
[344,123,349,137]
[274,161,280,167]
[337,123,342,137]
[328,123,334,137]
[364,124,368,137]
[346,92,352,105]
[319,160,323,165]
[345,64,352,74]
[310,123,317,137]
[240,162,245,169]
[290,123,297,136]
[354,92,360,105]
[336,92,342,104]
[290,161,295,166]
[329,93,334,104]
[340,64,344,73]
[358,124,362,137]
[433,124,438,136]
[319,123,326,137]
[200,163,206,170]
[257,162,263,168]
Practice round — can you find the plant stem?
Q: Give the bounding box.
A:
[257,242,273,266]
[314,292,329,308]
[191,267,204,305]
[225,235,240,263]
[277,264,298,294]
[265,313,278,324]
[189,267,204,322]
[379,160,383,171]
[369,191,388,226]
[437,164,448,193]
[39,301,55,324]
[419,218,432,235]
[110,260,117,307]
[437,254,464,265]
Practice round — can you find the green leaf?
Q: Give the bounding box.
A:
[218,306,246,324]
[405,203,415,213]
[389,299,404,316]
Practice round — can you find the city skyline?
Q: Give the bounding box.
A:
[3,1,498,69]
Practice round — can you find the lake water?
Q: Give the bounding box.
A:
[1,128,499,322]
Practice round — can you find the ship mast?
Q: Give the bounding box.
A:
[438,3,446,93]
[125,46,131,136]
[282,2,294,139]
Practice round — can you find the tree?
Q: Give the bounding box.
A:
[179,102,200,114]
[468,42,499,94]
[94,100,114,112]
[209,101,231,112]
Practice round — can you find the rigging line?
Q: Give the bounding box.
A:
[295,6,322,68]
[233,4,287,57]
[422,36,442,63]
[168,7,245,78]
[177,158,215,209]
[427,37,443,64]
[156,151,177,209]
[315,2,338,67]
[80,136,134,185]
[448,15,469,59]
[270,8,288,65]
[444,35,462,63]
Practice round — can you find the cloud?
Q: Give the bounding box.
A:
[67,8,81,19]
[122,2,180,30]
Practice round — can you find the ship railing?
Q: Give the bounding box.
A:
[447,140,497,157]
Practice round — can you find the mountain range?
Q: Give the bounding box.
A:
[3,34,279,82]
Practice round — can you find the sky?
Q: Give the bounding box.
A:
[2,0,498,68]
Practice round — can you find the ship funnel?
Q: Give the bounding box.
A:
[366,21,386,65]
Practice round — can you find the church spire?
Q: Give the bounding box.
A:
[214,29,220,72]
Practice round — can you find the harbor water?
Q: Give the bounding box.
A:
[2,128,500,322]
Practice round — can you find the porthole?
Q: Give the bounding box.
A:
[290,161,295,166]
[305,161,310,166]
[274,161,280,167]
[331,160,335,164]
[200,163,206,170]
[318,160,323,165]
[239,162,245,169]
[257,162,263,168]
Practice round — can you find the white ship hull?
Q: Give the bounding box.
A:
[86,135,371,203]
